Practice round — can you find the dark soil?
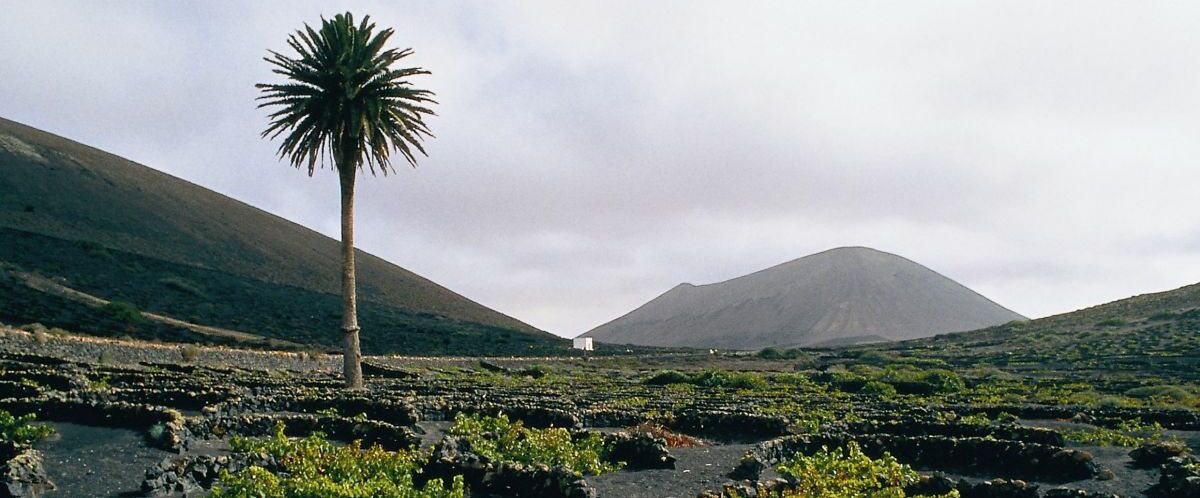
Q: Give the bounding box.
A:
[35,422,171,498]
[589,443,755,498]
[934,419,1200,498]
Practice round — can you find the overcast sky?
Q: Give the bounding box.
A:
[2,1,1199,337]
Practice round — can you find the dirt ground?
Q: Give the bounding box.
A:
[588,443,756,498]
[35,422,172,498]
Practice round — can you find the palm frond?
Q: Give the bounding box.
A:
[257,12,436,176]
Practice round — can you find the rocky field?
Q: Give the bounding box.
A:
[0,325,1196,498]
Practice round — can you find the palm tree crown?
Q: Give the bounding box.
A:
[256,12,436,175]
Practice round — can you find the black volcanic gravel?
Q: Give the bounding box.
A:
[36,422,171,498]
[589,443,755,498]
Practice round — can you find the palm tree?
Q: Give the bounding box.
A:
[256,13,436,389]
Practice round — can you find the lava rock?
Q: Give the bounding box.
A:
[1,448,54,498]
[1146,455,1200,498]
[604,431,675,470]
[1130,440,1191,468]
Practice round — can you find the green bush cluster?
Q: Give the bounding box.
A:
[180,344,202,362]
[79,241,115,262]
[517,365,552,379]
[86,375,111,392]
[212,421,464,498]
[0,410,54,445]
[859,381,897,397]
[877,368,964,394]
[159,275,206,297]
[694,370,769,390]
[760,441,959,498]
[644,370,768,390]
[854,350,895,365]
[1149,310,1200,321]
[1125,385,1195,403]
[757,347,813,361]
[644,370,693,385]
[447,413,620,476]
[818,365,965,396]
[1063,418,1169,447]
[770,372,821,388]
[102,301,146,324]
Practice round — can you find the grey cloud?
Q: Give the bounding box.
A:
[2,1,1198,336]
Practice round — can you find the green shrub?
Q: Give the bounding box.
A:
[87,375,111,391]
[146,422,167,444]
[848,364,883,377]
[758,347,786,360]
[995,412,1019,424]
[758,347,811,361]
[518,364,552,379]
[872,367,963,395]
[817,367,867,392]
[80,241,114,262]
[792,355,818,370]
[965,365,1013,381]
[1125,385,1191,402]
[180,344,201,362]
[858,381,897,397]
[447,413,620,476]
[213,421,464,498]
[692,370,768,390]
[644,370,693,385]
[18,323,47,334]
[856,350,894,365]
[957,413,992,425]
[159,275,205,297]
[102,301,146,324]
[771,372,818,387]
[18,378,42,390]
[0,410,55,445]
[770,441,959,498]
[1094,396,1129,409]
[920,370,965,394]
[645,369,772,390]
[1063,418,1168,447]
[1095,318,1128,327]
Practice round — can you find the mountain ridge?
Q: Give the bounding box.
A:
[582,246,1025,349]
[875,281,1200,380]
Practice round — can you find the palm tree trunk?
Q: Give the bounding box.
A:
[339,166,364,389]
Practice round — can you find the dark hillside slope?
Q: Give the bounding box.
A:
[878,282,1200,381]
[0,117,559,354]
[583,247,1024,349]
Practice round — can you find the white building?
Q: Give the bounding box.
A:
[572,337,594,351]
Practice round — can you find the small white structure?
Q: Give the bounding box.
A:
[572,337,594,351]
